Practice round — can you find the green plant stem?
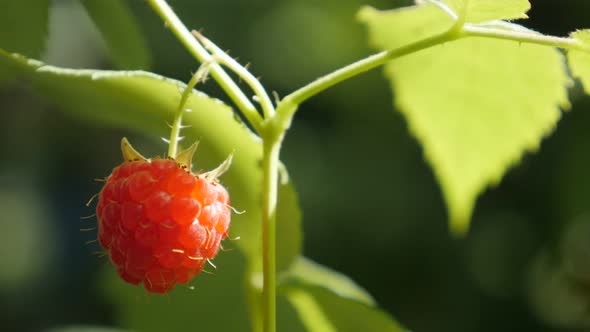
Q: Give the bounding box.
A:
[260,134,281,332]
[461,24,589,51]
[452,0,469,33]
[278,24,590,119]
[277,30,456,124]
[145,0,263,134]
[146,2,279,332]
[168,64,209,158]
[194,31,276,119]
[425,0,458,20]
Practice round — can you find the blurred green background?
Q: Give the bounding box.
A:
[2,0,590,331]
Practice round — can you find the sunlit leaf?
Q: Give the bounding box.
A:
[359,4,570,234]
[444,0,530,22]
[567,30,590,94]
[80,0,152,69]
[279,257,407,332]
[358,3,453,51]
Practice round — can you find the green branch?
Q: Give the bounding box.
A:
[260,138,281,332]
[276,30,457,127]
[277,22,590,123]
[194,31,276,119]
[461,24,589,52]
[146,0,263,134]
[168,63,210,159]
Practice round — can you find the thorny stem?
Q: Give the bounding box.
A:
[194,31,276,119]
[146,0,264,134]
[146,1,277,331]
[279,4,590,113]
[276,30,457,125]
[167,63,211,159]
[461,24,589,52]
[260,137,281,332]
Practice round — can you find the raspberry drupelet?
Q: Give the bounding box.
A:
[96,138,232,294]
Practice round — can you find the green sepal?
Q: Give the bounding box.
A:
[175,140,200,170]
[120,137,147,162]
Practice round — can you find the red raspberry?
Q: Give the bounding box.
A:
[96,139,232,293]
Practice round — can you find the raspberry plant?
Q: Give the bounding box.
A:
[1,0,590,331]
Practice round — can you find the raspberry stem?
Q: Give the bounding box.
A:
[168,63,211,159]
[261,139,280,332]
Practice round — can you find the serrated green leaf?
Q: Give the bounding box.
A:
[80,0,151,69]
[444,0,531,22]
[279,257,407,332]
[568,30,590,94]
[0,0,50,84]
[358,0,531,50]
[358,4,453,51]
[360,5,570,234]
